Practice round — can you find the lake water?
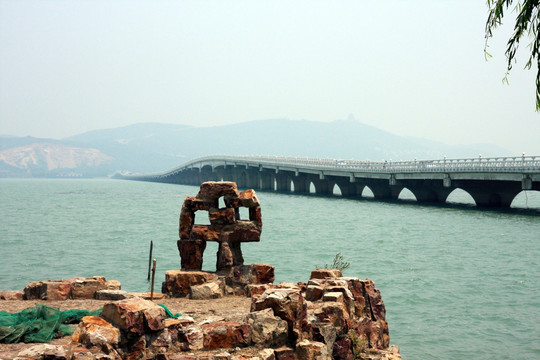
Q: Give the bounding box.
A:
[1,179,539,359]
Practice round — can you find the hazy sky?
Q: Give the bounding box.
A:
[1,1,539,155]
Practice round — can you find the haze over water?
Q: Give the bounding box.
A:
[1,179,539,359]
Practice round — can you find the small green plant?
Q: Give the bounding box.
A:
[317,252,351,272]
[348,329,368,360]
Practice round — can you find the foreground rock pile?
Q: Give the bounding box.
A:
[1,268,400,360]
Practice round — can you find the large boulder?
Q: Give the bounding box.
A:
[190,281,223,300]
[0,290,24,300]
[309,269,343,280]
[197,182,239,201]
[71,276,120,299]
[201,321,251,349]
[251,287,306,344]
[72,316,121,346]
[101,297,165,335]
[295,340,329,360]
[162,270,217,297]
[23,280,72,300]
[244,308,288,347]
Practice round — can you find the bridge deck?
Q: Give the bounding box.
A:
[121,155,540,209]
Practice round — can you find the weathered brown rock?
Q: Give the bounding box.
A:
[17,344,70,360]
[128,292,165,300]
[305,285,324,302]
[126,335,146,360]
[309,269,343,280]
[251,287,306,344]
[244,308,288,347]
[201,321,251,349]
[179,326,204,351]
[352,319,389,350]
[232,264,275,288]
[72,277,110,299]
[209,208,236,226]
[101,297,165,335]
[312,302,350,336]
[217,241,234,270]
[295,340,328,360]
[362,279,386,321]
[23,280,72,300]
[221,221,261,243]
[250,206,263,227]
[71,347,96,360]
[274,346,296,360]
[259,348,277,360]
[190,281,223,300]
[180,198,196,240]
[247,284,274,298]
[238,189,260,208]
[162,270,218,298]
[95,290,129,301]
[178,239,207,270]
[322,292,344,303]
[197,181,239,201]
[72,316,121,346]
[191,225,221,242]
[0,290,24,300]
[332,337,353,360]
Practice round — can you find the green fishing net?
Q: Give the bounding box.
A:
[0,305,102,344]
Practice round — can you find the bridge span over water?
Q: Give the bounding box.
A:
[124,155,540,208]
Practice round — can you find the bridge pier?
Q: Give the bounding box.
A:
[363,179,401,200]
[246,169,261,189]
[312,179,332,195]
[405,180,454,204]
[292,176,310,194]
[275,173,292,192]
[259,171,274,190]
[232,170,247,188]
[333,180,359,197]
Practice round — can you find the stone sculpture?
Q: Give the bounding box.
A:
[178,181,262,272]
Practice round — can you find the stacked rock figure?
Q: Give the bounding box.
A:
[178,181,262,272]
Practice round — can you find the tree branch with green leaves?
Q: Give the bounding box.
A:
[485,0,540,110]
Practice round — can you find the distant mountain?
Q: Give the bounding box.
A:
[0,119,511,177]
[0,143,114,177]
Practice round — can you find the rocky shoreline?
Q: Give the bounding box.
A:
[0,268,400,360]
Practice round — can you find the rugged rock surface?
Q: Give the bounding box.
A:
[22,276,121,301]
[3,270,400,360]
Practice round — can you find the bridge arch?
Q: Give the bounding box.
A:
[397,188,417,201]
[361,186,375,198]
[510,190,540,208]
[446,188,476,206]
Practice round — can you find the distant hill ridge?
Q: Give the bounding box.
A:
[0,119,510,178]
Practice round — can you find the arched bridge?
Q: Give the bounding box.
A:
[123,155,540,208]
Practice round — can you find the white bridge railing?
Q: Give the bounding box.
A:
[173,155,540,174]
